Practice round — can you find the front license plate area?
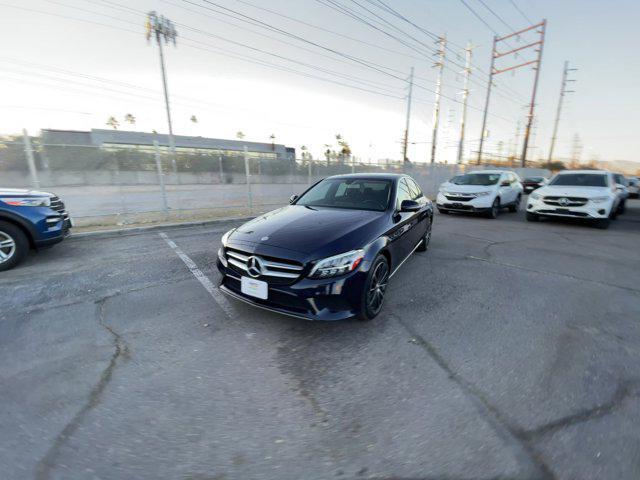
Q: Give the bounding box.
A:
[241,276,268,300]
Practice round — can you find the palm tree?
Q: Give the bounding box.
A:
[106,116,119,130]
[269,133,276,151]
[236,131,245,140]
[124,113,136,125]
[190,115,198,123]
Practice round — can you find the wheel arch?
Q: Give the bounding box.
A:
[0,212,36,248]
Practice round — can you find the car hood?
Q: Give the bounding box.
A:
[534,185,611,198]
[0,188,53,197]
[227,205,386,259]
[440,182,495,193]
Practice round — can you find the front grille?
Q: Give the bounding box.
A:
[443,203,474,211]
[225,247,304,285]
[49,196,70,220]
[444,195,473,202]
[542,196,587,207]
[538,209,589,217]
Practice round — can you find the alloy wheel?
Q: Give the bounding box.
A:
[367,260,388,315]
[0,231,16,264]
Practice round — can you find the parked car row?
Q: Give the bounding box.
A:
[435,169,633,230]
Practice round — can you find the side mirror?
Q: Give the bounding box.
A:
[400,199,420,212]
[289,194,299,204]
[500,180,511,187]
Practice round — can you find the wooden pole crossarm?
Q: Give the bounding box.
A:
[496,21,545,42]
[493,59,538,75]
[495,40,543,59]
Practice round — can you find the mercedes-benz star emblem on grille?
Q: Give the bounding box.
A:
[247,256,264,278]
[558,197,570,207]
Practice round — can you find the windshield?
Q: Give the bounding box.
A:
[295,178,392,212]
[550,173,607,187]
[525,177,544,182]
[449,173,501,186]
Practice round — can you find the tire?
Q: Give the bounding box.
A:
[358,254,389,321]
[0,221,29,272]
[486,198,500,219]
[595,218,610,230]
[617,200,626,215]
[416,217,432,252]
[610,206,618,220]
[526,212,539,222]
[508,195,521,213]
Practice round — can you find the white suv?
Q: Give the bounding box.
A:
[526,170,620,229]
[437,170,523,219]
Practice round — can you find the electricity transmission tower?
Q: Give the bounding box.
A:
[146,11,178,172]
[457,42,474,164]
[547,61,577,162]
[477,20,547,166]
[430,35,446,164]
[402,67,414,162]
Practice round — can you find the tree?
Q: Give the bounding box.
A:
[190,115,198,123]
[124,113,136,125]
[106,116,119,130]
[335,133,351,163]
[236,131,245,140]
[269,133,276,151]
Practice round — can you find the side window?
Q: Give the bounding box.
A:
[396,179,413,210]
[406,178,423,199]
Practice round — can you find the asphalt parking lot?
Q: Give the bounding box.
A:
[1,200,639,480]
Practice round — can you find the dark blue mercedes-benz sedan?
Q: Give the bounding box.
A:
[217,173,433,321]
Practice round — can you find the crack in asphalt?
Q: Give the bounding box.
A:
[465,255,640,294]
[520,380,640,441]
[34,298,128,480]
[393,313,556,480]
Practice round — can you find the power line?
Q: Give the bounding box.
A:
[458,0,499,35]
[509,0,533,24]
[475,0,516,33]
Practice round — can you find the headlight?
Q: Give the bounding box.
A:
[221,228,235,245]
[589,196,609,204]
[0,197,51,207]
[309,249,365,279]
[438,186,448,193]
[530,192,541,200]
[472,191,492,197]
[217,247,227,267]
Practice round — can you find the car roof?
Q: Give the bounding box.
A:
[326,173,404,180]
[556,169,609,175]
[465,170,511,175]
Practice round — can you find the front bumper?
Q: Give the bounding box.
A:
[436,192,494,214]
[217,259,368,321]
[526,197,612,219]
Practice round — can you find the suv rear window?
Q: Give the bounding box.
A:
[549,173,607,187]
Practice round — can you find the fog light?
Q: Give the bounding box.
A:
[598,209,605,215]
[527,204,533,209]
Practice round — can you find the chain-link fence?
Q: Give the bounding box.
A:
[1,137,550,229]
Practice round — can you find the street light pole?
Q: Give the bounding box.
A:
[146,11,178,174]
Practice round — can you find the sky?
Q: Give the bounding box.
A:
[0,0,639,164]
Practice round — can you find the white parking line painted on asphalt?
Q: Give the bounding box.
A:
[158,232,234,317]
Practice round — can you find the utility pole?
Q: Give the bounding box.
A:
[570,133,582,168]
[22,129,39,188]
[430,35,446,164]
[457,42,473,164]
[477,36,496,165]
[477,20,547,166]
[520,20,546,167]
[402,66,414,163]
[547,61,577,162]
[146,11,178,174]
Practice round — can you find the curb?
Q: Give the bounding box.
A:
[70,216,255,239]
